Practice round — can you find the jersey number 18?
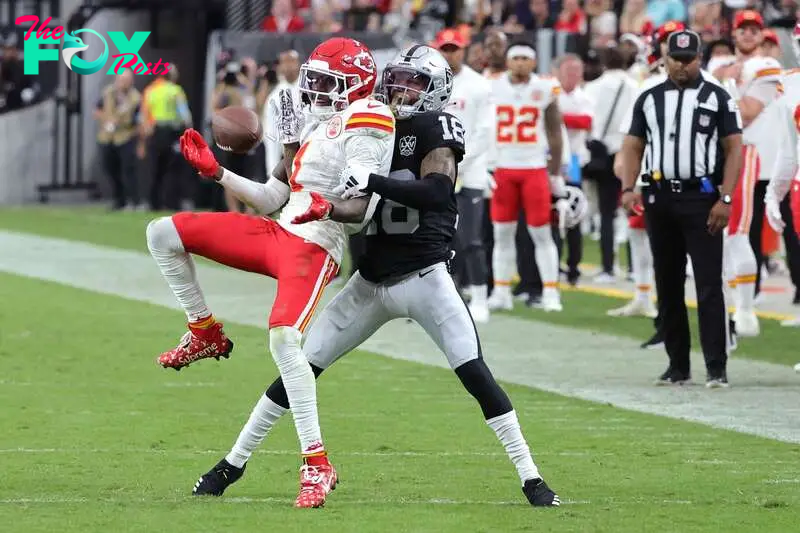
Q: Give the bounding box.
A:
[367,169,420,235]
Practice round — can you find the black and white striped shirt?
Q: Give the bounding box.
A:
[627,73,742,183]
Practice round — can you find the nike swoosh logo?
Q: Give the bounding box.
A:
[471,197,481,204]
[366,101,382,109]
[419,268,436,278]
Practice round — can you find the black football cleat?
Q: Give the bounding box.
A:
[655,368,691,386]
[192,458,245,496]
[522,478,561,507]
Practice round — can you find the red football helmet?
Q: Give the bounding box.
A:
[299,37,377,118]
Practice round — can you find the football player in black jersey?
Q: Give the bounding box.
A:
[192,45,560,507]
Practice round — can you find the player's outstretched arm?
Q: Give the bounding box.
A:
[339,147,456,212]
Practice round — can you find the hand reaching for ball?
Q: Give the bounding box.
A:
[180,129,221,179]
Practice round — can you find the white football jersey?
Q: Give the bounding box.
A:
[491,73,561,169]
[740,58,782,169]
[446,65,494,190]
[278,97,395,264]
[770,69,800,188]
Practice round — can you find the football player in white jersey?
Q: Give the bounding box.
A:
[765,24,800,342]
[145,37,394,508]
[714,10,781,337]
[486,42,567,312]
[435,28,495,322]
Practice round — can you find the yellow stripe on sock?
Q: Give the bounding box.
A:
[191,315,216,329]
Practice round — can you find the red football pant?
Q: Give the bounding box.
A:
[172,212,338,331]
[490,168,551,226]
[728,145,759,235]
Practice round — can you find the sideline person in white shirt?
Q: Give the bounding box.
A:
[435,28,495,322]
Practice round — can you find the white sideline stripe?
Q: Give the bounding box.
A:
[1,230,800,444]
[0,496,693,506]
[0,448,612,458]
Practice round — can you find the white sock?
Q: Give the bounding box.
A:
[629,228,653,304]
[146,217,210,322]
[528,225,559,298]
[470,285,488,305]
[723,236,739,310]
[486,410,540,484]
[269,326,323,453]
[492,222,517,291]
[226,394,288,468]
[727,233,757,313]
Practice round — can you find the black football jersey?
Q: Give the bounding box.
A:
[358,110,466,283]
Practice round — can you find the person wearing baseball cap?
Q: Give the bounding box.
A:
[732,10,764,60]
[647,21,686,74]
[619,28,742,387]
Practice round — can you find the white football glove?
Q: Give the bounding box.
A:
[269,88,304,144]
[549,174,567,199]
[555,197,570,237]
[333,163,372,199]
[765,193,785,232]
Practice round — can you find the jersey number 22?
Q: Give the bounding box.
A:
[497,105,540,143]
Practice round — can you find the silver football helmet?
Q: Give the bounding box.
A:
[380,44,453,119]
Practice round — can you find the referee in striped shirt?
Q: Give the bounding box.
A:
[619,30,742,388]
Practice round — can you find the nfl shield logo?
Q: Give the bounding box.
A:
[399,135,417,156]
[677,35,690,48]
[699,115,710,127]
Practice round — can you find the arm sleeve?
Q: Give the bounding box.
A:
[219,170,290,215]
[263,92,283,179]
[719,91,744,137]
[769,97,798,202]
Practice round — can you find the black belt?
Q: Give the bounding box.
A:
[641,174,716,194]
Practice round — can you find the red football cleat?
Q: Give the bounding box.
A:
[157,322,234,371]
[294,460,338,509]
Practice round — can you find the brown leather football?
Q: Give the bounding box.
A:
[211,106,263,154]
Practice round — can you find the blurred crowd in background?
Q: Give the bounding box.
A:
[0,32,42,113]
[259,0,800,44]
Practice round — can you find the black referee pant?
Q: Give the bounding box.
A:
[644,187,727,377]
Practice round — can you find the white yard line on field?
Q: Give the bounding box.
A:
[1,230,799,443]
[0,496,698,506]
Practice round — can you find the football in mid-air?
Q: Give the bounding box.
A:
[211,106,263,154]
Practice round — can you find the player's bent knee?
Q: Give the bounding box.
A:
[146,216,184,254]
[268,326,306,368]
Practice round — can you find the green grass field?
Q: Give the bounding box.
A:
[1,207,799,532]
